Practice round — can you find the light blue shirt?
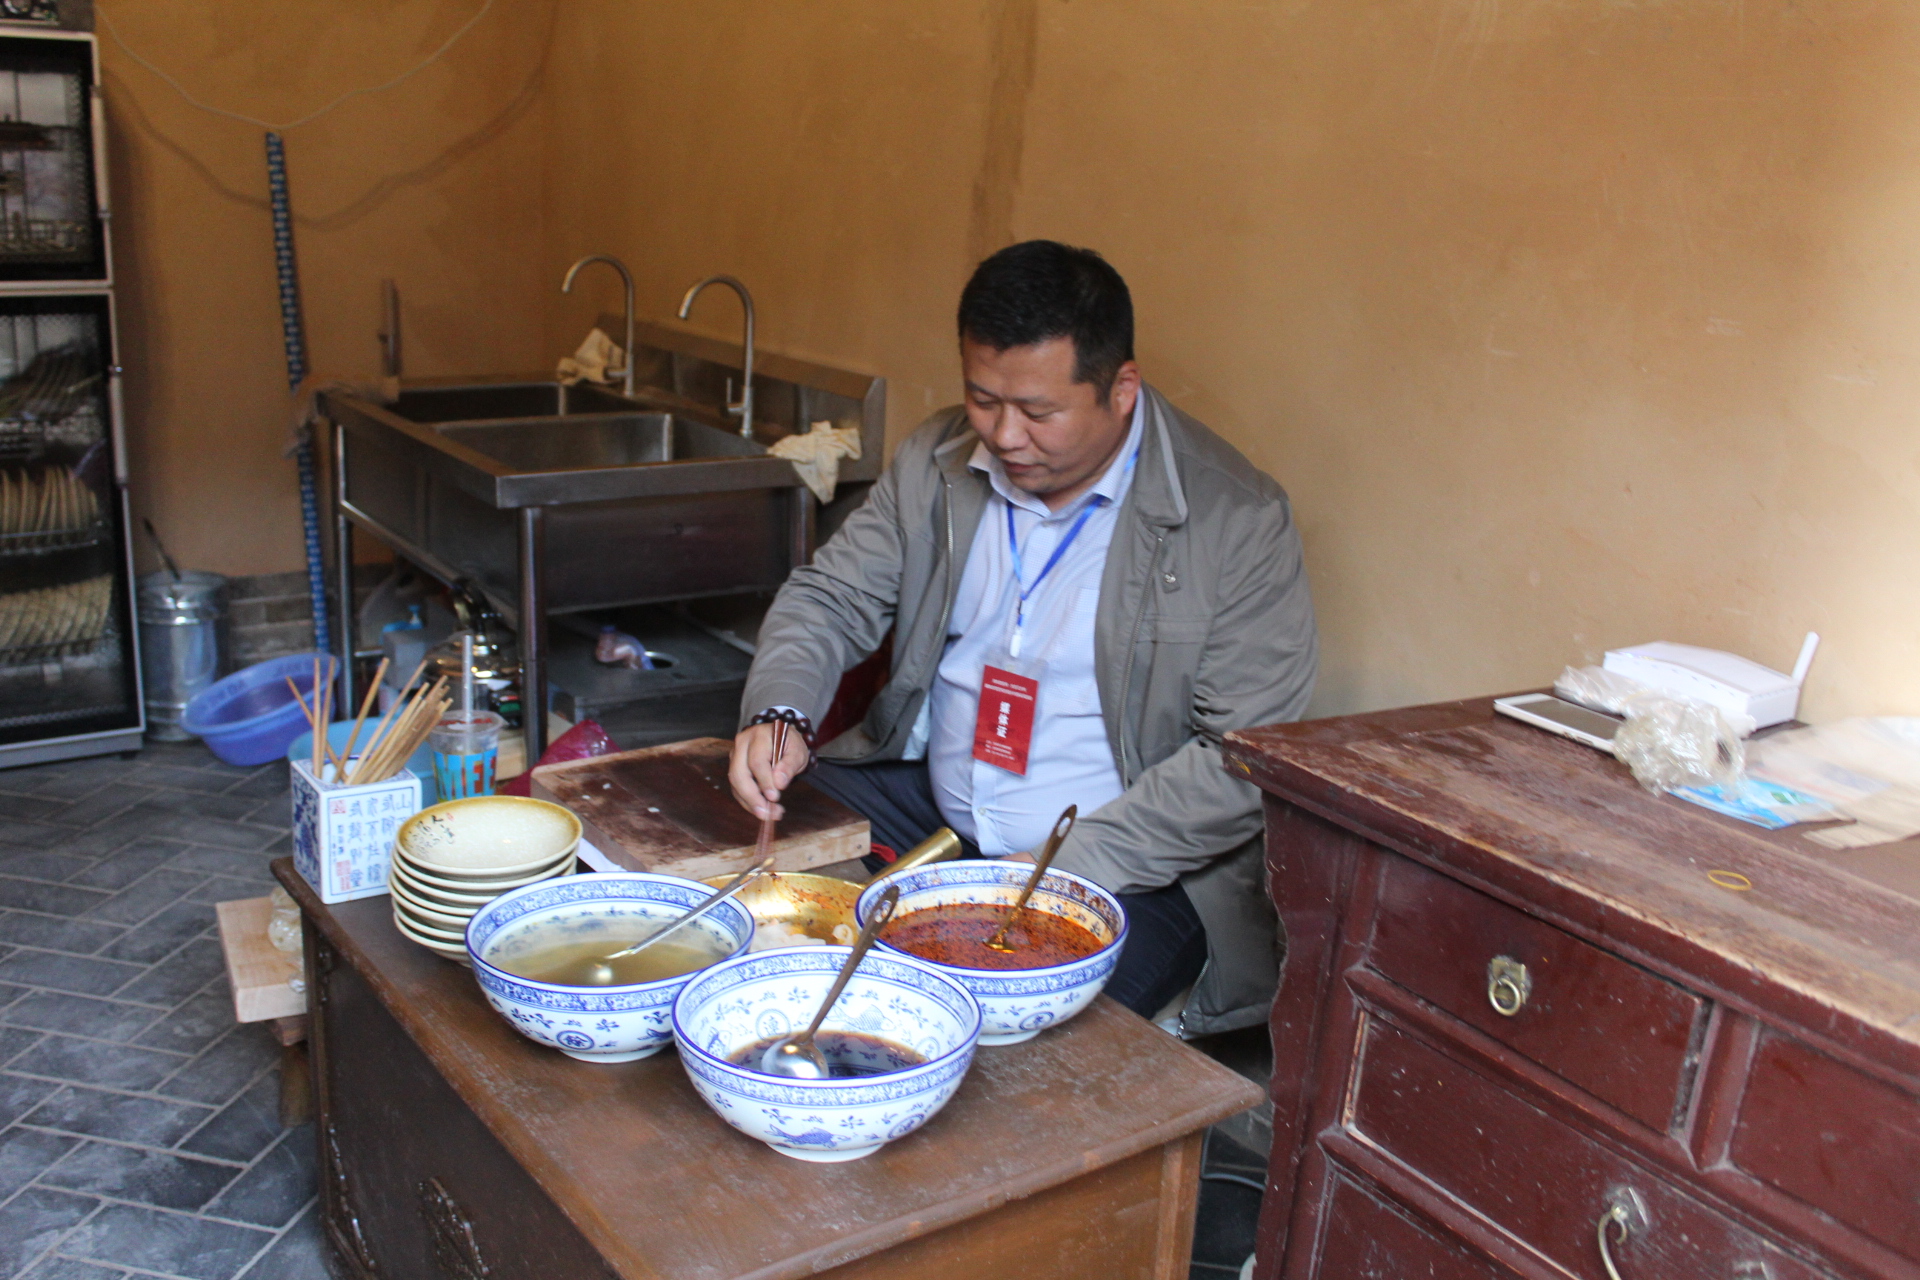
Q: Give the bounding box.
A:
[920,397,1144,855]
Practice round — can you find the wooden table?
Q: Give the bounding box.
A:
[1224,698,1920,1280]
[274,858,1260,1280]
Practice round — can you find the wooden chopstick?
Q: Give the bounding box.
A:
[337,657,388,772]
[344,658,426,785]
[362,675,434,782]
[286,675,319,778]
[320,677,344,777]
[376,689,448,783]
[357,675,448,784]
[753,718,791,864]
[309,658,323,774]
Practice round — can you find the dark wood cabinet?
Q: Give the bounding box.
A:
[1224,699,1920,1280]
[275,858,1260,1279]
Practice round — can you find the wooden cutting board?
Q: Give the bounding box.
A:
[529,737,868,879]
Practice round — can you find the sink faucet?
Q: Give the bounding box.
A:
[677,275,755,438]
[561,254,635,398]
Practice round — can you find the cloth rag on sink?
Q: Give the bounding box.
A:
[770,419,862,502]
[556,328,626,386]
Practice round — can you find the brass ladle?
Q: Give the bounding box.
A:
[982,804,1077,953]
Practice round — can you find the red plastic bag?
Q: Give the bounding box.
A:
[499,719,618,796]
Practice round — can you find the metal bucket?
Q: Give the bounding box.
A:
[138,571,228,742]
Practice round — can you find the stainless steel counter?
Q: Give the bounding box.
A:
[320,320,884,762]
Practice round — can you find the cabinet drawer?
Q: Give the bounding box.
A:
[1730,1032,1920,1260]
[1319,1174,1510,1279]
[317,941,621,1279]
[1368,855,1705,1131]
[1349,1013,1829,1280]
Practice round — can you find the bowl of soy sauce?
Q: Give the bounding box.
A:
[670,946,983,1162]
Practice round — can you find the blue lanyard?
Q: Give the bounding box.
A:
[1003,448,1136,658]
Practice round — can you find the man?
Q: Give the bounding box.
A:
[728,241,1317,1035]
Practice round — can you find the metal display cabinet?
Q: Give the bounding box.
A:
[0,28,141,769]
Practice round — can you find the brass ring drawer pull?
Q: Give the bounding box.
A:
[1486,955,1531,1017]
[1598,1202,1633,1280]
[1597,1188,1649,1280]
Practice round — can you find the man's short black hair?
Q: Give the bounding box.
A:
[957,241,1134,401]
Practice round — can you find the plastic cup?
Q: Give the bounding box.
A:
[431,710,504,799]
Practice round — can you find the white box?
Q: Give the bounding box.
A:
[290,759,421,904]
[1602,641,1806,729]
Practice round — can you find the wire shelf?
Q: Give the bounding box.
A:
[0,515,106,555]
[0,629,107,668]
[0,56,95,270]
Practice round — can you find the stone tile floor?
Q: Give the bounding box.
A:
[0,738,1267,1280]
[0,741,329,1280]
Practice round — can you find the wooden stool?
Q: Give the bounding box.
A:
[215,896,313,1126]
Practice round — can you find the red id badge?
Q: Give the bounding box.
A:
[973,665,1039,775]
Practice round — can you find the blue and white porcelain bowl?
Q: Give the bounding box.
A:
[855,862,1128,1045]
[466,872,753,1063]
[671,946,982,1162]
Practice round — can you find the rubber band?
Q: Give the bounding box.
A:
[1706,870,1753,891]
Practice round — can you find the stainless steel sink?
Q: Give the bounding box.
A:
[318,324,886,762]
[326,385,803,510]
[438,411,765,476]
[390,381,637,422]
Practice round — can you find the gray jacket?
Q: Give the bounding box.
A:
[742,385,1318,1034]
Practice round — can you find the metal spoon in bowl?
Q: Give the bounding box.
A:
[982,804,1077,953]
[579,852,774,986]
[759,884,901,1079]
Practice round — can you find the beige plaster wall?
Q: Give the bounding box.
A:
[117,1,1920,721]
[540,0,1920,721]
[102,0,553,577]
[538,2,1000,438]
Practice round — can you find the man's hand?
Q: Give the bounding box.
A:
[728,723,812,822]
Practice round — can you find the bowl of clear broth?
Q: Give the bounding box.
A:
[854,862,1127,1045]
[671,945,981,1161]
[466,872,754,1062]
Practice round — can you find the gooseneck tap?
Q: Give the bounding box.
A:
[561,254,635,398]
[677,275,756,439]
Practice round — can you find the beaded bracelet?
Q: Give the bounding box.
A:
[747,708,816,770]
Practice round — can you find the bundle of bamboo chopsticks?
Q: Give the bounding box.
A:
[289,657,450,786]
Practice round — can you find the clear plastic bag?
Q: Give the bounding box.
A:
[267,886,302,954]
[1612,694,1749,793]
[1553,664,1648,716]
[1556,665,1751,793]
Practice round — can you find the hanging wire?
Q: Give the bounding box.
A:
[96,0,497,133]
[93,0,499,658]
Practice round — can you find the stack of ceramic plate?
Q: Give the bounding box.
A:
[388,796,582,962]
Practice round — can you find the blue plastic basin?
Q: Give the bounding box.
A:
[182,653,339,766]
